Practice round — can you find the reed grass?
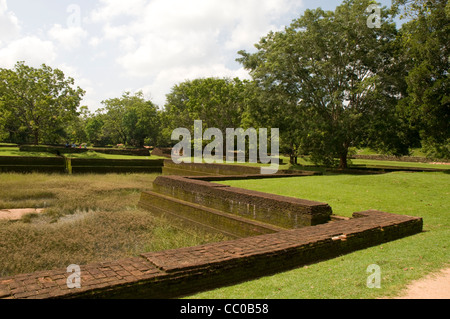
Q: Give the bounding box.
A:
[0,173,228,277]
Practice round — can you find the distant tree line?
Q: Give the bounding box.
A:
[0,0,448,167]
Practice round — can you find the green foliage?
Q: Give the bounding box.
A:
[238,0,409,168]
[85,113,107,146]
[99,91,160,147]
[163,77,248,144]
[396,0,450,159]
[0,61,85,145]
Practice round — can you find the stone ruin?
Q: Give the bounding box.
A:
[0,161,423,299]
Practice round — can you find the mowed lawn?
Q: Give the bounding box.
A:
[190,171,449,299]
[0,173,228,278]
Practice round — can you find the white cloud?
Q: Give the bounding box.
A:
[48,24,88,50]
[89,0,148,23]
[57,63,100,111]
[0,0,20,42]
[0,0,304,110]
[86,0,303,106]
[0,36,57,68]
[88,36,101,47]
[95,0,302,72]
[139,64,251,107]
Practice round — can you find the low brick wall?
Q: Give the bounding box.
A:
[163,160,262,176]
[0,156,66,173]
[150,175,332,228]
[139,191,285,238]
[162,160,293,176]
[70,158,164,174]
[0,160,424,299]
[351,154,449,163]
[0,156,164,174]
[0,210,422,299]
[151,147,172,158]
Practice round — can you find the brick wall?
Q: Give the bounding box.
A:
[0,210,422,299]
[0,163,424,299]
[151,175,332,228]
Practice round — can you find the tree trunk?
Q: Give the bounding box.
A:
[290,154,295,165]
[33,130,39,145]
[339,149,348,169]
[289,142,295,165]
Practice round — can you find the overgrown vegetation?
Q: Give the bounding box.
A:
[0,173,229,277]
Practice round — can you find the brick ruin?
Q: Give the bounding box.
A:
[0,162,423,299]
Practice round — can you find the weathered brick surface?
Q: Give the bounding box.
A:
[0,209,422,299]
[0,258,164,299]
[163,160,264,175]
[150,175,332,228]
[162,160,306,176]
[139,190,285,238]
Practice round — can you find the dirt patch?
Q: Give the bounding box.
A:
[0,208,45,221]
[394,268,450,299]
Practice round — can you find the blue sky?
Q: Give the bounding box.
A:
[0,0,394,111]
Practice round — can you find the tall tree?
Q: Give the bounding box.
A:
[100,91,159,147]
[85,112,106,146]
[163,77,254,159]
[238,0,406,168]
[163,77,248,141]
[395,0,450,158]
[0,62,85,145]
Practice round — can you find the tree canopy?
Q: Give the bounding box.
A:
[0,62,85,145]
[162,77,249,148]
[238,0,409,168]
[0,0,448,162]
[395,0,450,158]
[99,91,160,147]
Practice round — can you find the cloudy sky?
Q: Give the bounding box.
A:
[0,0,392,111]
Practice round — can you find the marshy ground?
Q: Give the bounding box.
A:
[0,173,229,277]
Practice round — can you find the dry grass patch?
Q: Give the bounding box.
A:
[0,173,229,277]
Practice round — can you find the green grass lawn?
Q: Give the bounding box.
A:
[286,155,450,171]
[189,171,449,299]
[0,147,57,157]
[353,147,428,157]
[64,151,167,160]
[0,147,167,160]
